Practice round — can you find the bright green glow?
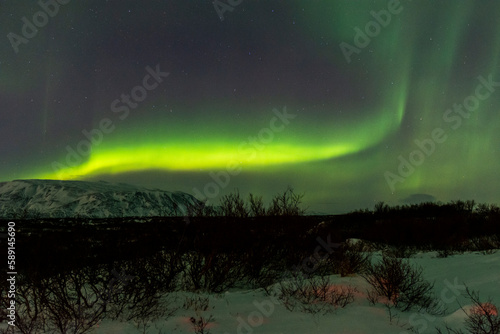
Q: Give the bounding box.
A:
[5,1,500,213]
[38,0,419,180]
[41,142,357,179]
[39,90,407,179]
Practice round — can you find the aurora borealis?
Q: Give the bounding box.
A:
[1,0,500,213]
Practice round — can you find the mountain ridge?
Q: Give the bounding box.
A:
[0,179,201,218]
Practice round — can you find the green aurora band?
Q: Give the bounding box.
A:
[4,0,500,211]
[41,84,407,179]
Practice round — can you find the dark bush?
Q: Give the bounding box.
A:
[180,251,246,293]
[274,273,356,314]
[335,241,371,277]
[436,287,499,334]
[219,190,249,218]
[361,254,439,313]
[248,193,266,217]
[266,186,306,216]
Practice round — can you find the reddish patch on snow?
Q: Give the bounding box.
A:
[470,302,498,316]
[179,316,218,331]
[378,279,399,303]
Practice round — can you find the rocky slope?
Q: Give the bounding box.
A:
[0,179,201,218]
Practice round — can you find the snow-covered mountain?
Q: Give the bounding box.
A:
[0,179,202,218]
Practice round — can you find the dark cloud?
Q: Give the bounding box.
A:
[400,194,437,205]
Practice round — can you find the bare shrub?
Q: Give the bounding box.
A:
[366,288,379,306]
[439,287,500,334]
[41,270,107,334]
[181,251,245,293]
[266,186,306,216]
[1,275,46,334]
[437,247,457,258]
[361,254,439,313]
[190,187,307,217]
[243,256,286,291]
[466,297,500,334]
[219,190,249,218]
[105,272,175,332]
[336,241,371,277]
[248,193,266,217]
[374,201,390,215]
[183,294,214,334]
[101,254,180,329]
[183,295,211,312]
[384,244,417,259]
[183,200,217,218]
[469,236,499,255]
[275,273,355,314]
[190,315,214,334]
[1,263,173,334]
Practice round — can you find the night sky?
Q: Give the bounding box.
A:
[1,0,500,214]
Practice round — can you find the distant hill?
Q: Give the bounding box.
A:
[0,179,201,218]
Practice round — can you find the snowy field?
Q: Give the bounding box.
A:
[85,250,500,334]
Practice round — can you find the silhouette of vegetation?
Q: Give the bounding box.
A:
[1,196,499,330]
[437,287,499,334]
[183,187,307,218]
[248,193,266,217]
[275,272,356,314]
[361,254,441,313]
[0,257,179,334]
[219,190,249,218]
[180,251,246,293]
[266,186,306,216]
[335,241,372,277]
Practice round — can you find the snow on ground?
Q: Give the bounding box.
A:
[91,250,499,334]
